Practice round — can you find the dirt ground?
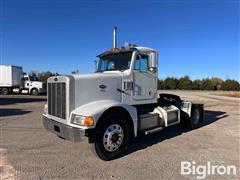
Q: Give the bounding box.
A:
[0,91,239,179]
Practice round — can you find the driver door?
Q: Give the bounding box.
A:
[133,53,156,100]
[23,77,31,89]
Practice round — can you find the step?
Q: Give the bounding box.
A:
[144,127,163,135]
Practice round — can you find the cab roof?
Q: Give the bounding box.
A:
[97,46,157,58]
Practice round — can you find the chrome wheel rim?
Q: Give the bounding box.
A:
[32,89,38,95]
[103,124,124,152]
[193,109,200,125]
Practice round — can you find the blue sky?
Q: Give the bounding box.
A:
[1,0,239,80]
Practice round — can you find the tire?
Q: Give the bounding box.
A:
[1,88,9,95]
[31,88,39,96]
[188,105,204,129]
[91,114,130,161]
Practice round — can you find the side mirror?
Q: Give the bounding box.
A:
[148,52,157,73]
[93,60,98,72]
[148,67,157,73]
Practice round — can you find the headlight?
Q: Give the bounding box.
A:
[43,104,48,115]
[71,114,94,126]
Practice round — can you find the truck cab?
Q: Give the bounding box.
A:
[43,44,204,160]
[96,46,158,105]
[21,74,46,95]
[0,65,46,95]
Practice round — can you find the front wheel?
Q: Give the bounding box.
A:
[31,88,39,96]
[91,115,130,161]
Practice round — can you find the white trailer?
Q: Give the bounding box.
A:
[43,27,204,160]
[0,65,23,87]
[0,65,46,95]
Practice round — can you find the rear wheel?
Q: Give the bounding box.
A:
[1,88,9,95]
[91,114,130,161]
[189,105,204,129]
[31,88,39,96]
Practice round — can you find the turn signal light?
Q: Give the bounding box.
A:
[84,117,94,126]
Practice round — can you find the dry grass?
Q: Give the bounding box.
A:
[212,91,240,98]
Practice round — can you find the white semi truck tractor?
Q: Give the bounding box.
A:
[0,65,46,95]
[43,27,204,160]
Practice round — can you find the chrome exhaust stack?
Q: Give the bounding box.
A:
[113,26,117,48]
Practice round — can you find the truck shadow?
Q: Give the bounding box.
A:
[123,110,227,158]
[0,97,46,105]
[0,109,31,117]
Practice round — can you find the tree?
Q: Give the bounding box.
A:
[221,79,240,91]
[38,71,57,82]
[157,76,239,91]
[158,79,164,89]
[192,79,201,90]
[201,78,215,90]
[28,71,58,83]
[163,77,179,89]
[211,77,223,90]
[211,77,223,85]
[29,70,38,77]
[177,76,192,90]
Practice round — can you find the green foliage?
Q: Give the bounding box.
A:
[157,79,164,90]
[211,77,223,85]
[158,76,240,91]
[38,71,59,82]
[192,79,201,90]
[29,70,38,77]
[200,78,215,90]
[177,76,192,90]
[29,71,59,82]
[221,79,240,91]
[163,77,178,89]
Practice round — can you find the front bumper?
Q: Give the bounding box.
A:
[42,116,85,142]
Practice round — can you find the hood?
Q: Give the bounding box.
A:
[73,72,122,108]
[32,81,43,88]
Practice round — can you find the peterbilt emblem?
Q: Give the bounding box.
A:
[99,85,106,89]
[54,77,58,81]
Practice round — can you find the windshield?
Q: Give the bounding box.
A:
[97,52,133,72]
[29,76,38,81]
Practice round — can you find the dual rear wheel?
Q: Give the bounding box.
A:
[1,88,9,95]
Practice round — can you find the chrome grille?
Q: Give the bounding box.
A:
[48,82,66,119]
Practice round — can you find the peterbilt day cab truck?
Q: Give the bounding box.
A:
[43,28,204,160]
[0,65,46,95]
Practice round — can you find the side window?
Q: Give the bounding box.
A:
[100,60,107,71]
[107,61,115,70]
[134,54,148,71]
[23,77,28,81]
